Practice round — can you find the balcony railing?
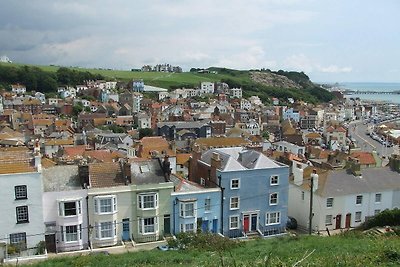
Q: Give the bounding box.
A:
[133,231,164,243]
[227,229,245,239]
[259,225,286,237]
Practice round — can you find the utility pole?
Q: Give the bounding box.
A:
[308,171,315,235]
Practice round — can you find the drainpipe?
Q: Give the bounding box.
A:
[218,175,224,235]
[86,196,91,249]
[173,198,178,235]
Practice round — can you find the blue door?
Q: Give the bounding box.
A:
[201,220,208,232]
[122,218,130,241]
[212,219,218,233]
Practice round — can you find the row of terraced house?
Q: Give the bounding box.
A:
[0,145,289,259]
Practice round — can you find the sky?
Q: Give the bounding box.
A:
[1,0,399,83]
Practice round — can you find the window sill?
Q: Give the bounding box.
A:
[15,198,28,201]
[16,221,29,224]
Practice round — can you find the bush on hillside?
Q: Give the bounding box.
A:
[362,208,400,229]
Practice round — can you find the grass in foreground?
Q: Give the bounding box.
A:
[26,232,400,267]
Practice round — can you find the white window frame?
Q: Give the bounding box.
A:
[94,196,117,214]
[15,185,27,200]
[16,206,29,223]
[229,215,239,229]
[204,198,211,212]
[374,209,381,216]
[180,223,196,233]
[230,179,240,190]
[138,193,158,210]
[375,193,382,203]
[325,215,333,226]
[139,217,158,235]
[97,221,116,239]
[64,225,80,242]
[266,212,281,225]
[180,202,196,218]
[269,193,278,206]
[10,232,27,248]
[270,175,279,186]
[58,200,82,217]
[230,197,240,210]
[356,195,363,205]
[326,198,334,208]
[355,211,362,222]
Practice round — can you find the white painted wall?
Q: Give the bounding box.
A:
[0,172,44,249]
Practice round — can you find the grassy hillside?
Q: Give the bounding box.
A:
[0,62,334,103]
[26,232,400,267]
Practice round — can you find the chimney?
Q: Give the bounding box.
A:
[188,145,202,182]
[311,169,319,192]
[350,158,362,176]
[211,152,221,170]
[78,165,89,188]
[34,153,42,172]
[162,155,171,181]
[389,154,400,173]
[293,162,304,185]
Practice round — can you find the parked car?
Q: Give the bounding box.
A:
[286,216,298,230]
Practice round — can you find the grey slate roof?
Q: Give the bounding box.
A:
[130,158,168,185]
[43,165,81,192]
[201,147,283,171]
[319,167,400,197]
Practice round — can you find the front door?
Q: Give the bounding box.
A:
[335,214,342,229]
[345,213,351,228]
[122,218,130,241]
[251,214,258,232]
[164,215,171,235]
[45,234,56,253]
[243,215,250,233]
[212,219,218,233]
[201,220,209,232]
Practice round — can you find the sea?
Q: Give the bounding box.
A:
[340,82,400,104]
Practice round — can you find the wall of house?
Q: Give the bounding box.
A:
[42,189,88,252]
[171,189,221,235]
[219,165,289,236]
[392,190,400,209]
[0,172,44,249]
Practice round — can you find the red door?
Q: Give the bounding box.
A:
[345,213,351,228]
[243,215,249,233]
[335,214,342,229]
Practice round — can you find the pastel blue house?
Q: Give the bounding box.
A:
[199,147,289,238]
[170,175,221,235]
[283,108,300,123]
[133,80,145,92]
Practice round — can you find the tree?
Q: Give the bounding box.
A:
[139,128,153,139]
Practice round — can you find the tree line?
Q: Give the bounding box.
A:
[0,65,104,93]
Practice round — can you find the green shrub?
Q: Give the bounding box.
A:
[363,208,400,229]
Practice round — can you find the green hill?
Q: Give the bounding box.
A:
[0,62,335,103]
[24,232,400,267]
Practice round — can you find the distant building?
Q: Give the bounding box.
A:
[133,80,144,93]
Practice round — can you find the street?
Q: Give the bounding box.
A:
[348,121,393,158]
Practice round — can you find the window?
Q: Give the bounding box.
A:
[59,201,82,217]
[269,193,278,205]
[65,225,78,242]
[230,197,239,210]
[270,175,279,185]
[15,185,27,200]
[99,222,115,239]
[139,217,157,234]
[231,179,240,189]
[180,223,195,233]
[355,211,362,222]
[375,193,382,203]
[325,215,333,226]
[205,199,211,212]
[94,196,117,214]
[374,209,381,216]
[200,178,205,186]
[9,233,27,250]
[301,191,305,200]
[16,206,29,224]
[138,193,158,209]
[266,212,281,225]
[180,202,196,218]
[326,198,334,208]
[229,216,239,229]
[356,195,363,205]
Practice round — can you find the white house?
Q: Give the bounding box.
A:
[229,88,242,99]
[240,99,252,110]
[0,149,44,256]
[200,82,215,94]
[42,165,89,252]
[11,84,26,95]
[273,140,305,156]
[288,160,400,233]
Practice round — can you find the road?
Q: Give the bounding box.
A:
[348,121,393,158]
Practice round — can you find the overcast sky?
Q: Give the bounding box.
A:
[1,0,399,82]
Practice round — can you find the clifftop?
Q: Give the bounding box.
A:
[250,71,302,89]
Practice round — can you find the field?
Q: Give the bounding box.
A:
[0,62,251,89]
[26,233,400,267]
